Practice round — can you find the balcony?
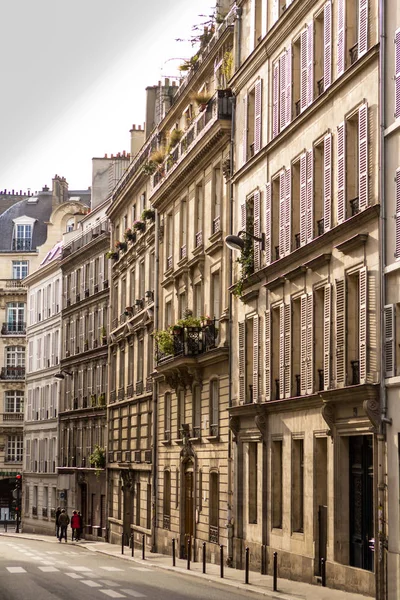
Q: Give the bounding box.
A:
[0,366,25,380]
[62,217,108,258]
[156,320,219,365]
[1,412,24,422]
[1,322,26,335]
[212,216,221,234]
[12,239,32,251]
[0,279,26,290]
[209,525,219,544]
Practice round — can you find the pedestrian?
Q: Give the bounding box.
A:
[77,511,83,541]
[55,506,61,539]
[58,509,69,543]
[71,510,80,541]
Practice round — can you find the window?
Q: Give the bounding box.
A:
[136,482,141,526]
[66,218,74,232]
[337,0,368,76]
[211,272,220,321]
[209,472,219,543]
[12,224,32,251]
[5,391,24,413]
[164,393,171,442]
[313,4,332,97]
[166,214,173,270]
[6,346,25,367]
[6,435,23,462]
[194,283,202,318]
[192,385,201,438]
[272,440,283,528]
[178,292,187,319]
[243,80,262,163]
[209,379,219,436]
[212,166,222,233]
[272,50,291,138]
[238,316,259,404]
[180,200,187,259]
[291,438,304,533]
[12,261,28,280]
[195,183,203,247]
[163,470,171,529]
[6,302,25,332]
[177,389,185,438]
[165,301,172,328]
[248,443,258,523]
[395,29,400,119]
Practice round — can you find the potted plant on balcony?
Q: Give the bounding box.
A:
[124,228,136,242]
[200,315,213,327]
[233,237,254,298]
[169,128,183,148]
[101,326,107,345]
[98,393,106,407]
[106,250,119,261]
[90,394,97,407]
[133,220,146,233]
[115,240,127,252]
[191,91,212,111]
[124,306,133,316]
[142,161,157,176]
[149,148,166,167]
[153,329,174,355]
[141,208,155,222]
[89,444,106,477]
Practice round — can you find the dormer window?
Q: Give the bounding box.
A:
[12,217,36,252]
[66,218,74,233]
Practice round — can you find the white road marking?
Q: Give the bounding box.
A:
[120,591,146,598]
[99,566,124,572]
[130,568,153,572]
[65,572,83,579]
[98,580,121,587]
[54,560,69,565]
[81,580,102,588]
[6,567,26,573]
[70,565,92,571]
[100,591,127,598]
[38,566,59,572]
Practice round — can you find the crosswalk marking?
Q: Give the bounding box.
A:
[120,591,146,598]
[81,580,101,588]
[6,567,26,573]
[98,580,121,587]
[130,567,153,572]
[100,566,124,572]
[100,591,126,599]
[38,566,59,572]
[65,572,83,579]
[70,565,92,571]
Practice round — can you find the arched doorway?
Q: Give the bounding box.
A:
[181,460,195,558]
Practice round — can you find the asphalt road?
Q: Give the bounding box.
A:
[0,538,256,600]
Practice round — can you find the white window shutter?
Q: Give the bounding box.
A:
[359,266,367,384]
[337,122,346,224]
[306,292,313,395]
[265,310,271,400]
[243,95,248,165]
[284,302,291,398]
[307,21,314,106]
[300,153,307,246]
[358,0,368,58]
[272,62,280,138]
[284,168,291,256]
[279,52,287,130]
[335,278,346,386]
[253,190,261,271]
[286,47,292,126]
[323,1,332,90]
[300,29,308,112]
[240,202,247,230]
[306,149,314,243]
[395,29,400,119]
[238,322,246,404]
[395,169,400,258]
[265,182,272,265]
[337,0,345,77]
[279,171,285,258]
[323,283,331,390]
[253,315,259,402]
[279,303,285,399]
[323,133,332,232]
[300,294,307,395]
[384,304,395,378]
[358,103,368,211]
[254,79,262,153]
[272,0,279,26]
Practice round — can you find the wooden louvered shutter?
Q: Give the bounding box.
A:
[337,0,345,77]
[396,169,400,257]
[284,302,291,398]
[358,0,368,58]
[384,305,395,378]
[273,62,280,138]
[286,47,292,126]
[323,283,331,390]
[279,171,285,258]
[359,266,367,384]
[323,133,332,232]
[265,182,272,265]
[243,95,248,165]
[300,28,308,112]
[307,22,314,106]
[300,294,307,395]
[279,52,287,130]
[323,1,332,90]
[272,0,279,25]
[253,315,259,402]
[300,153,307,246]
[265,310,271,400]
[306,149,313,242]
[335,278,346,386]
[279,303,285,399]
[240,201,246,230]
[238,322,246,403]
[395,29,400,119]
[337,122,346,224]
[254,79,262,153]
[284,168,291,256]
[253,189,261,271]
[358,103,368,211]
[306,293,313,394]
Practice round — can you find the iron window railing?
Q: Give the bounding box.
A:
[156,319,219,364]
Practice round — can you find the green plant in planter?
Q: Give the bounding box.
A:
[115,240,127,252]
[98,393,106,407]
[141,208,155,221]
[89,444,106,477]
[142,161,157,176]
[174,316,202,328]
[153,329,174,355]
[133,220,146,232]
[169,129,183,148]
[149,148,166,165]
[232,223,255,298]
[124,228,136,242]
[222,50,233,82]
[90,394,97,407]
[191,91,212,110]
[106,250,119,260]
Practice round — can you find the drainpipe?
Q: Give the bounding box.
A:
[234,7,243,72]
[151,210,160,553]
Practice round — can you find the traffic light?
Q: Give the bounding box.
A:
[15,474,22,490]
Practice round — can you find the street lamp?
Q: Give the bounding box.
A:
[225,230,265,252]
[54,370,73,380]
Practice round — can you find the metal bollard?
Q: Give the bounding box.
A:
[187,537,191,570]
[220,545,224,578]
[142,534,145,560]
[172,538,176,566]
[245,547,249,584]
[4,520,7,533]
[202,542,206,574]
[273,552,278,592]
[131,533,134,557]
[321,558,326,587]
[121,533,124,555]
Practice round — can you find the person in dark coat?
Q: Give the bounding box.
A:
[55,507,61,538]
[71,511,80,541]
[58,509,69,542]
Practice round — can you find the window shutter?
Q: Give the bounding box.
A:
[335,278,346,386]
[279,171,285,258]
[300,294,307,395]
[323,283,331,390]
[279,52,287,130]
[396,169,400,257]
[265,310,271,401]
[300,153,307,246]
[279,303,285,400]
[265,182,272,265]
[306,149,313,243]
[286,47,292,127]
[300,28,308,112]
[238,322,246,404]
[323,1,332,90]
[253,315,259,402]
[273,62,280,138]
[358,103,368,211]
[254,79,262,153]
[395,29,400,119]
[337,122,346,224]
[323,133,332,232]
[358,0,368,57]
[272,0,279,25]
[306,293,313,394]
[307,22,314,107]
[337,0,345,77]
[253,189,261,271]
[359,266,367,384]
[243,95,248,165]
[284,168,291,256]
[284,302,291,398]
[384,304,395,378]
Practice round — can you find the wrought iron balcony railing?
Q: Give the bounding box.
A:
[209,525,219,544]
[0,366,25,379]
[2,413,24,422]
[156,320,219,365]
[1,322,26,335]
[12,239,32,251]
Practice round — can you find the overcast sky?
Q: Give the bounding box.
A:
[0,0,213,193]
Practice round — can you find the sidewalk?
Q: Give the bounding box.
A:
[0,531,373,600]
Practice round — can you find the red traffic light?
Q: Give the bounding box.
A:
[16,475,21,479]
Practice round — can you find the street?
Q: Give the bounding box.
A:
[0,538,258,600]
